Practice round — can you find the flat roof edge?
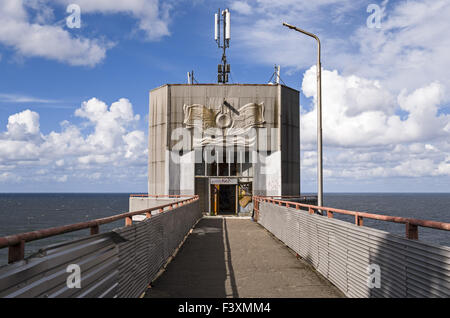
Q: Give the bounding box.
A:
[150,83,299,93]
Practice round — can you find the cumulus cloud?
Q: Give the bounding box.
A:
[0,0,173,66]
[0,97,147,188]
[0,0,110,66]
[343,0,450,96]
[298,65,450,186]
[53,0,171,40]
[231,0,450,100]
[6,109,41,140]
[228,0,450,188]
[230,1,252,15]
[301,66,448,147]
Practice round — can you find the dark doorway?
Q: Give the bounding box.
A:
[218,185,236,215]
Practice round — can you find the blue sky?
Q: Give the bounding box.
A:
[0,0,449,193]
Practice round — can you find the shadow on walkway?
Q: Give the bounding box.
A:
[145,218,343,298]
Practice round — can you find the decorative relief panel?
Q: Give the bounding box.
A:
[183,102,265,131]
[183,101,265,147]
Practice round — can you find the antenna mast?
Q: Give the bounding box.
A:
[215,8,231,84]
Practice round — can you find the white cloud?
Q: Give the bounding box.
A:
[301,66,449,148]
[299,65,450,183]
[226,0,450,186]
[56,175,68,182]
[230,1,252,15]
[74,97,140,150]
[0,0,173,66]
[6,109,41,139]
[0,0,111,66]
[0,97,147,187]
[0,93,59,104]
[54,0,172,40]
[339,0,450,99]
[0,172,20,183]
[230,0,450,100]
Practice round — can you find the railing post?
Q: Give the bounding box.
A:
[125,217,132,226]
[355,215,363,226]
[90,225,99,235]
[8,240,25,264]
[406,223,419,240]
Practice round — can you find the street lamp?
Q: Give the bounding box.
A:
[282,22,323,209]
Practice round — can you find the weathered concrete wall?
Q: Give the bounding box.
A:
[148,86,168,195]
[254,151,282,196]
[168,150,195,195]
[280,85,300,196]
[129,197,179,212]
[149,84,300,197]
[166,84,280,152]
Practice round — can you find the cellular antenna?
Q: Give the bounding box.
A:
[215,8,231,84]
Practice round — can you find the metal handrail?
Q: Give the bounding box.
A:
[264,195,318,200]
[0,195,199,264]
[129,194,194,198]
[253,196,450,240]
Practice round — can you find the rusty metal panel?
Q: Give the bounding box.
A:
[258,201,450,298]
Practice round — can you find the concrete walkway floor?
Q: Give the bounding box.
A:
[145,217,344,298]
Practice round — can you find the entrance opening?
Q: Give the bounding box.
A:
[219,185,236,214]
[210,184,237,215]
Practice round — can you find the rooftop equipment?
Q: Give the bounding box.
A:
[215,8,231,83]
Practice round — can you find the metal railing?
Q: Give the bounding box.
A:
[0,195,199,264]
[263,195,318,200]
[253,196,450,240]
[129,194,194,198]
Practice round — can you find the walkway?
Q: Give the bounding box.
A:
[145,217,344,298]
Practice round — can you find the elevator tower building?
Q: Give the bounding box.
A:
[148,83,300,215]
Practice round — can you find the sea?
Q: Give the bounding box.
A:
[0,193,449,266]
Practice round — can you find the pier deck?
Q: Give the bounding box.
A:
[145,217,343,298]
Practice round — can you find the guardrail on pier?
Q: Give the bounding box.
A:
[253,196,450,297]
[0,195,200,298]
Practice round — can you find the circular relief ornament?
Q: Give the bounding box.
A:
[215,112,232,128]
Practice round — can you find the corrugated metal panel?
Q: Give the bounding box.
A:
[0,233,120,298]
[0,200,201,298]
[115,201,201,298]
[258,201,450,298]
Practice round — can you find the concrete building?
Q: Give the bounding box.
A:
[148,83,300,215]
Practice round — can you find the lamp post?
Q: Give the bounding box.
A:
[282,22,323,209]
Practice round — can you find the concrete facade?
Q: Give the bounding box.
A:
[148,84,300,213]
